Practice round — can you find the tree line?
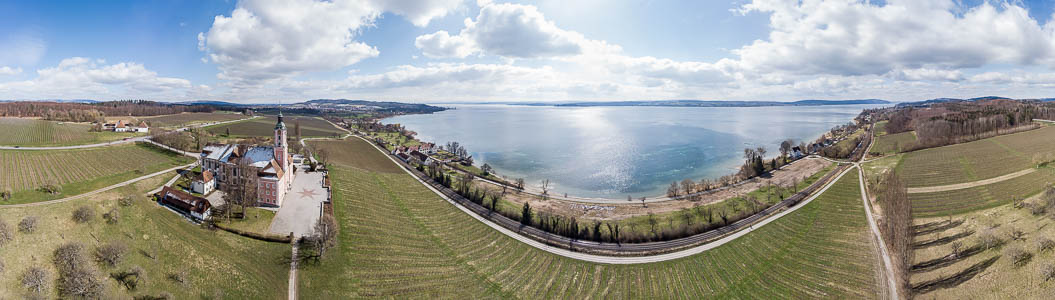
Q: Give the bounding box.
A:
[0,100,215,121]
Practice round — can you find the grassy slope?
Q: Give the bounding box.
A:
[218,207,277,234]
[0,172,289,299]
[205,116,343,138]
[910,203,1055,298]
[140,112,247,128]
[0,143,194,204]
[298,138,879,298]
[0,118,142,147]
[898,126,1055,188]
[872,131,916,155]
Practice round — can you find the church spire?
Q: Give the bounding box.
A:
[275,111,286,130]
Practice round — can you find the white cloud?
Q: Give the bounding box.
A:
[0,30,46,67]
[414,31,477,58]
[199,0,465,85]
[415,2,590,59]
[732,0,1055,77]
[0,66,22,76]
[0,57,194,100]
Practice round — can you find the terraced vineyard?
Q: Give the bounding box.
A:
[298,139,880,298]
[871,131,915,155]
[897,126,1055,188]
[0,117,138,146]
[206,115,344,137]
[140,112,247,127]
[0,143,192,203]
[908,167,1055,217]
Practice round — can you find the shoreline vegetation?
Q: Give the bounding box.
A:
[326,108,874,249]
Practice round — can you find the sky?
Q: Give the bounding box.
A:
[1,0,1055,103]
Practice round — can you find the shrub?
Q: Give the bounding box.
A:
[169,270,188,286]
[95,241,128,267]
[53,243,89,273]
[72,206,94,223]
[979,229,1001,250]
[19,216,38,233]
[21,266,50,294]
[113,265,145,290]
[1005,246,1032,267]
[37,184,61,195]
[949,241,964,256]
[118,196,134,207]
[1043,264,1055,281]
[1037,237,1055,252]
[57,267,103,299]
[0,219,12,247]
[103,207,120,224]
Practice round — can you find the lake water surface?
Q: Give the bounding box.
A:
[384,104,883,198]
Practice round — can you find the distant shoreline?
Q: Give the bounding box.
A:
[433,99,891,108]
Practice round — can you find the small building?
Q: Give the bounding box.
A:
[409,150,430,165]
[396,152,411,162]
[192,170,216,195]
[134,121,149,133]
[114,120,129,132]
[791,146,804,159]
[157,186,212,221]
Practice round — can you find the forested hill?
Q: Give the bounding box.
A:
[525,99,891,107]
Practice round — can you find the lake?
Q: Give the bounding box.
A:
[383,104,884,198]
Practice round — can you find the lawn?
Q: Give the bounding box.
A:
[140,112,248,128]
[0,143,194,204]
[897,126,1055,188]
[0,172,289,299]
[205,115,344,138]
[297,138,880,298]
[871,131,916,155]
[218,207,277,234]
[0,117,142,146]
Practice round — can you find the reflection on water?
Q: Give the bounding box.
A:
[385,104,882,198]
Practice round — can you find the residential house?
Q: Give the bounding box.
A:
[191,170,216,195]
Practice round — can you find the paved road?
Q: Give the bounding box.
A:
[0,162,197,208]
[356,134,853,263]
[0,116,255,150]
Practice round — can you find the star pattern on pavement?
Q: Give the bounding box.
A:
[297,188,319,199]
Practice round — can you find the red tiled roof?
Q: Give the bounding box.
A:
[200,170,213,182]
[157,186,211,215]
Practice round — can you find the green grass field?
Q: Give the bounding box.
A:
[0,172,289,299]
[0,117,141,146]
[874,120,888,135]
[140,112,248,128]
[871,131,916,155]
[907,167,1055,217]
[0,143,193,204]
[206,116,344,138]
[898,126,1055,188]
[297,138,879,298]
[218,207,277,234]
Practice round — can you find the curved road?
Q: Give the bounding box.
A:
[355,134,854,263]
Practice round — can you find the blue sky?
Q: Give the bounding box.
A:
[1,0,1055,103]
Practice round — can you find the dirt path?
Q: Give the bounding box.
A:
[0,162,196,208]
[906,168,1035,194]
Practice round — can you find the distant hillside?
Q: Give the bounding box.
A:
[896,96,1017,107]
[540,99,891,108]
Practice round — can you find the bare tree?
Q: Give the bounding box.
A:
[315,149,329,167]
[95,241,128,267]
[22,266,50,294]
[540,179,551,196]
[667,181,680,198]
[72,206,94,224]
[481,163,493,176]
[19,216,38,233]
[515,178,525,191]
[0,219,11,247]
[780,139,793,163]
[681,179,695,199]
[222,158,259,219]
[305,215,338,261]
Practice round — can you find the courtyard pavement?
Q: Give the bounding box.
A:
[268,164,328,237]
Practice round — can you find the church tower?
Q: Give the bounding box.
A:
[274,112,288,170]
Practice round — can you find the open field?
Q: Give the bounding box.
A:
[907,167,1055,217]
[909,202,1055,298]
[0,171,289,299]
[871,131,916,155]
[0,143,193,204]
[874,120,888,135]
[298,138,880,298]
[898,126,1055,188]
[308,139,404,173]
[206,115,344,137]
[0,117,141,146]
[140,112,248,128]
[218,207,277,234]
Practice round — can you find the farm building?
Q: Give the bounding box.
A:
[157,186,212,221]
[192,169,216,195]
[102,120,149,132]
[199,113,295,207]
